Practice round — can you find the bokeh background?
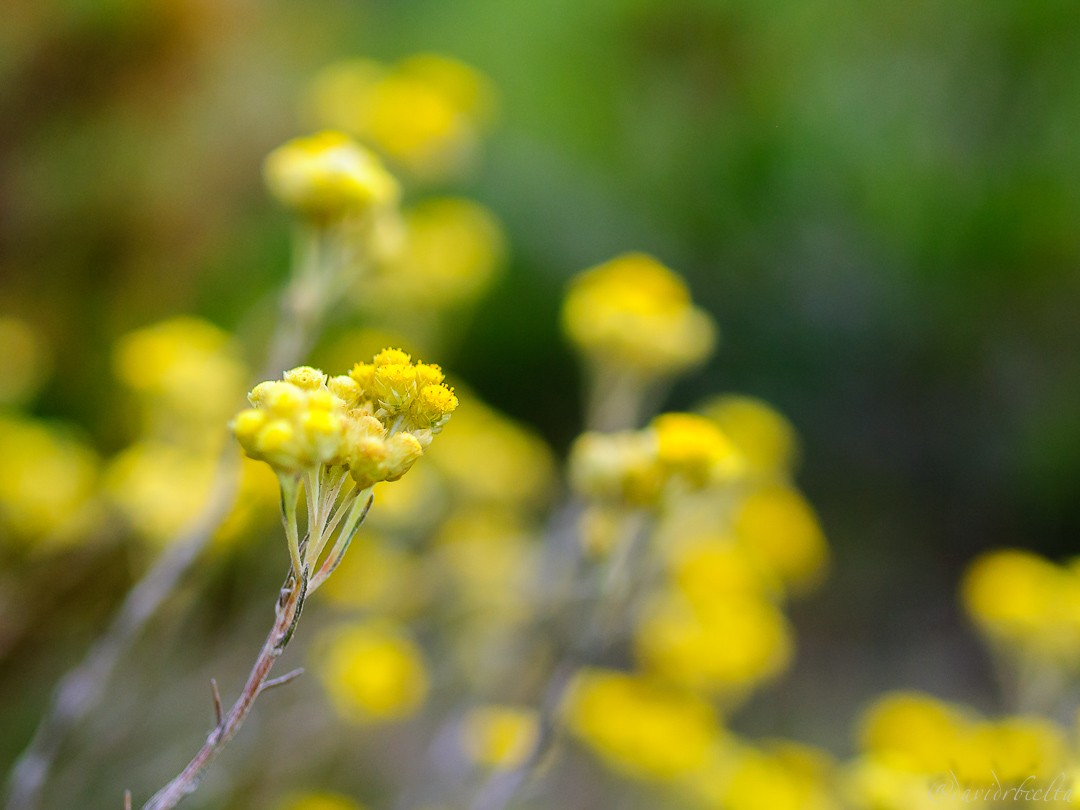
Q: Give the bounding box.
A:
[3,0,1080,807]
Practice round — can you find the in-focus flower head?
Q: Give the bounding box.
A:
[233,353,456,486]
[264,131,400,221]
[562,253,717,377]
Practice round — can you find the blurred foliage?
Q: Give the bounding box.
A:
[3,0,1080,806]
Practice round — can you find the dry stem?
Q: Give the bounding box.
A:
[139,572,307,810]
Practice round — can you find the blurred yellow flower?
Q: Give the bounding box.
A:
[569,429,665,507]
[113,316,247,446]
[427,397,555,511]
[308,55,496,180]
[0,316,51,405]
[365,198,506,311]
[0,415,99,546]
[315,621,429,723]
[276,792,366,810]
[635,590,792,696]
[858,692,966,774]
[264,131,400,221]
[652,412,743,486]
[104,441,215,544]
[708,741,840,810]
[460,705,540,770]
[562,253,716,377]
[701,395,800,480]
[563,668,720,780]
[733,484,829,593]
[961,548,1080,663]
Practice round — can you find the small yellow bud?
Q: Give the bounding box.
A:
[284,366,328,391]
[349,362,376,390]
[328,375,362,406]
[384,432,423,481]
[231,409,267,446]
[414,362,445,387]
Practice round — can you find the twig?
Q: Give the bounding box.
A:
[209,680,223,727]
[258,667,304,694]
[124,790,132,810]
[139,572,307,810]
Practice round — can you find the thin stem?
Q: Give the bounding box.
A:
[139,571,307,810]
[309,490,373,593]
[280,474,303,579]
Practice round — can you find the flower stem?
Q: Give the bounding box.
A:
[139,571,307,810]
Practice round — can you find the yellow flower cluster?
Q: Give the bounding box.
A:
[315,620,429,723]
[562,253,717,377]
[563,668,721,780]
[232,351,457,485]
[733,483,829,593]
[846,691,1070,808]
[961,548,1080,666]
[0,415,99,547]
[264,131,400,221]
[362,198,506,313]
[570,412,742,508]
[460,705,540,770]
[308,54,495,180]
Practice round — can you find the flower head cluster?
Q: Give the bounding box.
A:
[308,54,496,180]
[264,131,400,221]
[232,351,457,487]
[562,253,717,377]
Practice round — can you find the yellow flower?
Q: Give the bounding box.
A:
[113,317,247,448]
[652,412,743,486]
[733,484,829,594]
[635,591,792,696]
[264,131,400,220]
[427,397,556,511]
[365,198,506,310]
[857,692,967,774]
[701,395,800,479]
[563,668,720,780]
[461,705,540,769]
[315,621,429,723]
[562,253,717,376]
[307,55,495,180]
[706,742,840,810]
[960,549,1080,662]
[0,415,99,546]
[104,441,215,544]
[276,792,366,810]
